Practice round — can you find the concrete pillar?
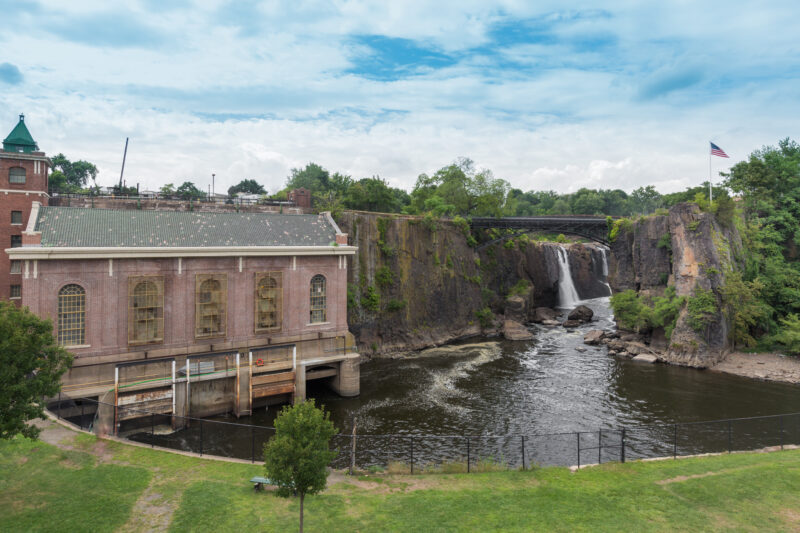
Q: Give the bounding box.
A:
[329,357,360,397]
[95,391,116,437]
[173,378,188,430]
[294,365,306,403]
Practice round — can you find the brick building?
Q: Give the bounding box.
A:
[9,206,359,429]
[1,115,50,303]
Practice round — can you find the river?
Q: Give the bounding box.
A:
[140,295,800,468]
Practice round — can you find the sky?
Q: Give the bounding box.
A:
[1,1,798,195]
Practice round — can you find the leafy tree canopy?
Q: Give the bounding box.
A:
[175,181,205,200]
[0,302,73,439]
[228,179,266,197]
[50,153,98,190]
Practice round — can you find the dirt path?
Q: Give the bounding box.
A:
[711,352,800,384]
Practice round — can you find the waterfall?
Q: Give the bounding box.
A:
[598,247,612,296]
[555,245,581,308]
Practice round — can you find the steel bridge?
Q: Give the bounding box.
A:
[469,216,611,247]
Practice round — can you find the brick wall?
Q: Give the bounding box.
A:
[0,152,49,303]
[22,254,349,360]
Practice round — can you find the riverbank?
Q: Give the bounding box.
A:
[4,418,800,531]
[711,352,800,384]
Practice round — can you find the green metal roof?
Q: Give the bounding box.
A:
[35,207,338,248]
[3,114,39,153]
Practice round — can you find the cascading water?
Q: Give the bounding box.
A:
[598,247,612,296]
[555,245,581,308]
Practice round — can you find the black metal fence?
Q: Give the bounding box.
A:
[48,396,800,472]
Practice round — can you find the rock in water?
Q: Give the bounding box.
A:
[584,330,605,345]
[562,319,582,328]
[633,354,658,363]
[532,307,560,323]
[503,320,534,340]
[567,305,594,323]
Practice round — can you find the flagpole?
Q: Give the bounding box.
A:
[708,142,713,204]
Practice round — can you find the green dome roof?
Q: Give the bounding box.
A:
[3,114,39,153]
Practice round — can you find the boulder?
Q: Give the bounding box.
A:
[532,307,560,323]
[541,319,560,326]
[504,295,528,323]
[562,319,582,328]
[567,305,594,323]
[503,320,534,341]
[624,342,649,355]
[633,354,658,363]
[583,330,605,345]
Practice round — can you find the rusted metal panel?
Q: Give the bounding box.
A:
[251,371,295,386]
[252,383,294,398]
[118,398,173,420]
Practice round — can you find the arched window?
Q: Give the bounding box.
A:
[9,167,26,184]
[58,284,85,346]
[255,272,282,332]
[310,274,326,323]
[196,274,227,338]
[128,277,164,345]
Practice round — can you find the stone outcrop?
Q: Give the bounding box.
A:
[568,244,613,299]
[337,212,601,356]
[532,307,560,323]
[607,203,743,368]
[503,320,534,341]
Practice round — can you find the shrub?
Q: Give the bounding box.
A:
[362,285,380,312]
[686,286,717,333]
[610,290,652,333]
[609,218,633,243]
[386,299,407,312]
[773,314,800,355]
[509,279,531,297]
[650,286,686,340]
[475,307,494,329]
[657,233,672,251]
[375,266,394,288]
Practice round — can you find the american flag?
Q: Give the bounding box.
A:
[710,142,729,158]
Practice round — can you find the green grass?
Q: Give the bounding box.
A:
[3,424,800,532]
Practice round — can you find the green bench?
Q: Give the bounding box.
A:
[249,476,273,492]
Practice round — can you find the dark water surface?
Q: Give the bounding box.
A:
[140,297,800,467]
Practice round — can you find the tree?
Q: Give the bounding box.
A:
[159,183,176,196]
[264,400,337,533]
[175,181,205,200]
[286,163,331,194]
[50,153,98,190]
[228,179,266,197]
[0,302,73,439]
[629,185,663,215]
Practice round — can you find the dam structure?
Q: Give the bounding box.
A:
[8,204,360,434]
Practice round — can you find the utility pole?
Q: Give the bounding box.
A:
[212,173,215,197]
[118,137,129,191]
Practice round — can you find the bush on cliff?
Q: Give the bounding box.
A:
[773,314,800,355]
[610,287,684,339]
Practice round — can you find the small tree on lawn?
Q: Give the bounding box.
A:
[264,400,337,533]
[0,302,73,439]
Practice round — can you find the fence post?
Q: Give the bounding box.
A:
[780,416,784,450]
[81,402,85,430]
[466,437,470,473]
[728,420,732,453]
[58,392,62,419]
[151,413,155,448]
[410,437,414,475]
[576,432,581,469]
[349,421,357,476]
[598,429,602,465]
[251,426,255,464]
[199,420,203,457]
[620,428,626,464]
[673,424,678,459]
[521,436,526,470]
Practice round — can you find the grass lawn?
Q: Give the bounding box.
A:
[2,420,800,532]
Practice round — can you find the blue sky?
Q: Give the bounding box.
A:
[1,1,798,194]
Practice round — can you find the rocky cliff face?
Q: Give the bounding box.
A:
[337,212,607,356]
[608,203,743,367]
